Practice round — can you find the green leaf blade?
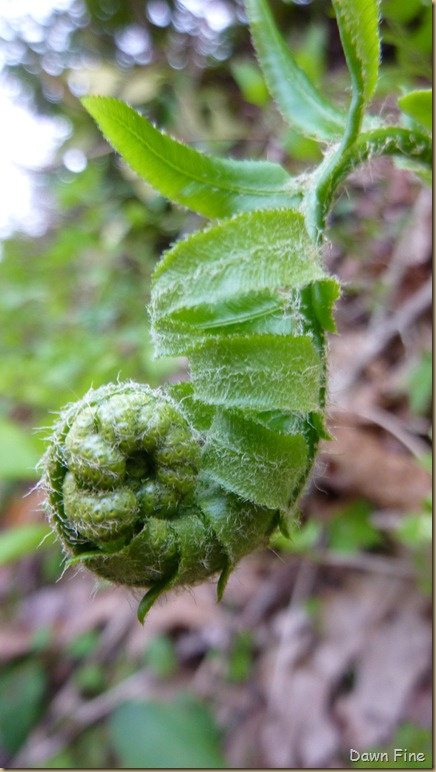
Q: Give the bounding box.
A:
[203,410,309,510]
[109,697,227,768]
[190,334,323,413]
[0,661,47,755]
[332,0,380,104]
[152,209,324,326]
[398,89,432,132]
[0,524,53,566]
[0,417,41,480]
[244,0,347,139]
[82,96,297,218]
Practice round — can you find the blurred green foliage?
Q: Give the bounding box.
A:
[0,158,184,419]
[397,495,432,597]
[42,724,111,769]
[381,0,432,83]
[404,350,432,418]
[0,523,53,565]
[108,694,227,768]
[0,659,47,756]
[271,499,382,556]
[327,500,382,554]
[226,629,255,682]
[0,418,42,481]
[144,634,178,679]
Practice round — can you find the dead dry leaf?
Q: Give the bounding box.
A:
[320,425,431,510]
[335,590,431,749]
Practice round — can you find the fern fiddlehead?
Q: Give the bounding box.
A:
[42,209,338,621]
[40,0,431,621]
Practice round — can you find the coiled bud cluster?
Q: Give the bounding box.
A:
[42,382,278,619]
[48,382,200,542]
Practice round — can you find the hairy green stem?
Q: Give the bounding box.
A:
[306,126,432,240]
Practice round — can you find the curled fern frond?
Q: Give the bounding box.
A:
[41,211,339,620]
[41,383,276,621]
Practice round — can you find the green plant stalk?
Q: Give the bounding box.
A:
[307,126,432,240]
[308,88,366,242]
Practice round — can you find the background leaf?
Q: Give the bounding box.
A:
[398,89,432,132]
[352,723,432,768]
[0,418,41,480]
[0,660,47,755]
[327,500,382,553]
[0,523,53,566]
[109,696,227,768]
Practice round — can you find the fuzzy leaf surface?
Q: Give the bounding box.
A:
[189,334,323,413]
[82,96,297,218]
[203,410,308,510]
[152,210,324,329]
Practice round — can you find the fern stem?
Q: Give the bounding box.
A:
[307,126,431,240]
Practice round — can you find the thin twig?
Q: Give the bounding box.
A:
[334,275,432,393]
[330,405,430,458]
[310,549,414,578]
